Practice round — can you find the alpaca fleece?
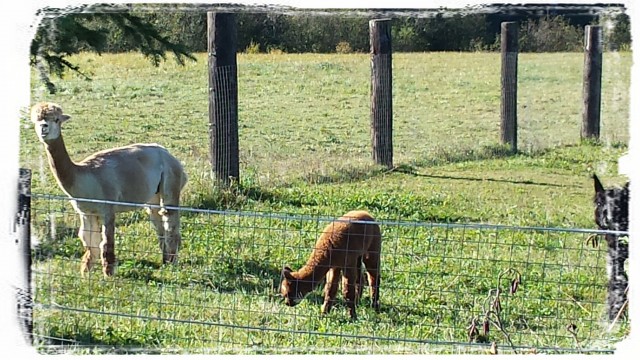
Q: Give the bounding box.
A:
[280,210,381,319]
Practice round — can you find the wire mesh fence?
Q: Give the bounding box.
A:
[516,50,630,152]
[370,52,393,168]
[232,51,627,188]
[234,54,376,186]
[29,193,628,354]
[209,63,240,184]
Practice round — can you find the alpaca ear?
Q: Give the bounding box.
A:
[593,174,604,194]
[282,266,294,280]
[59,114,71,123]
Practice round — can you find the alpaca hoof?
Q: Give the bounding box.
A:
[321,303,332,315]
[80,263,91,276]
[102,261,116,277]
[80,251,93,274]
[102,266,115,277]
[355,289,363,303]
[163,254,179,265]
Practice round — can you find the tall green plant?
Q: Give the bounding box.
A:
[605,13,631,51]
[519,16,583,52]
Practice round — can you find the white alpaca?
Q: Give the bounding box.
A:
[30,102,188,277]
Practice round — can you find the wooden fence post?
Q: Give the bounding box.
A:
[15,168,33,345]
[500,22,518,153]
[582,25,603,141]
[370,18,393,169]
[207,12,239,186]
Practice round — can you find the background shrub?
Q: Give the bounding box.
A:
[244,41,261,54]
[38,6,631,55]
[519,16,584,52]
[335,41,353,54]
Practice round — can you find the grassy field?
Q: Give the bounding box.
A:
[21,51,630,354]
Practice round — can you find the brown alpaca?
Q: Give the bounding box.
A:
[280,210,381,319]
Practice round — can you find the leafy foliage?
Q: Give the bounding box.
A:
[605,13,631,51]
[31,4,196,93]
[519,16,584,52]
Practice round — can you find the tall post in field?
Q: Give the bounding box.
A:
[582,25,603,141]
[207,12,239,186]
[370,19,393,169]
[500,22,518,153]
[15,168,33,345]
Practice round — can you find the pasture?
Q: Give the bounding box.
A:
[21,51,630,353]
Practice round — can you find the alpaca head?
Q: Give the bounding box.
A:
[280,266,314,307]
[593,174,629,233]
[30,102,71,143]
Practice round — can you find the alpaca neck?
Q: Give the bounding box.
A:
[295,264,330,289]
[44,135,78,193]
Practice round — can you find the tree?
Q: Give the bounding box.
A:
[31,4,196,94]
[607,12,631,50]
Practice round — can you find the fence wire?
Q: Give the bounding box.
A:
[517,51,629,152]
[371,53,393,168]
[28,193,628,354]
[209,64,239,184]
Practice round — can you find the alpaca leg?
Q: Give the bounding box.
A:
[146,197,166,261]
[321,268,342,314]
[342,265,359,319]
[607,273,628,321]
[363,249,381,311]
[100,213,117,277]
[606,239,628,321]
[355,256,364,303]
[79,215,101,275]
[160,209,182,264]
[159,175,184,264]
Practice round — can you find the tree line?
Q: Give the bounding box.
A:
[31,4,630,92]
[81,8,631,54]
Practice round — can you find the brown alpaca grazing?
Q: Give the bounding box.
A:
[280,210,381,319]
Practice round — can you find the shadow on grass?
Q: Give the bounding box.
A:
[32,230,83,261]
[38,330,175,354]
[403,143,521,168]
[39,328,158,352]
[187,164,389,212]
[187,145,532,208]
[189,183,482,224]
[293,163,390,186]
[285,290,449,325]
[393,165,576,188]
[180,143,589,216]
[393,144,578,188]
[118,257,283,295]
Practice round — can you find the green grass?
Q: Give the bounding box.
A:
[22,51,630,354]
